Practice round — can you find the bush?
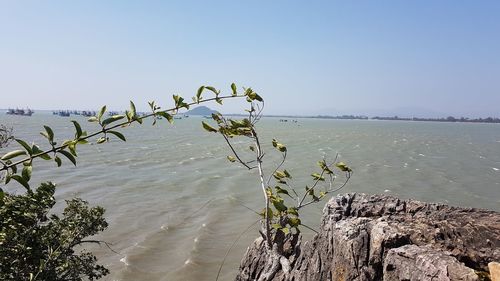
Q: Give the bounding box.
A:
[0,182,109,281]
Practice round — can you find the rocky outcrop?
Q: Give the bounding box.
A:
[236,193,500,281]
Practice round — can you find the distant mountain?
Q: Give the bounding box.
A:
[185,106,218,116]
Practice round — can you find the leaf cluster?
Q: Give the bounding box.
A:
[201,94,352,245]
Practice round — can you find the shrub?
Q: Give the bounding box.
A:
[0,182,109,281]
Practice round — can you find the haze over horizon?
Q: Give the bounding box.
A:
[1,1,499,118]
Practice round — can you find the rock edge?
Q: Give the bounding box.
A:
[236,193,500,281]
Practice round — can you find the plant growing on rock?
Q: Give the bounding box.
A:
[202,94,352,278]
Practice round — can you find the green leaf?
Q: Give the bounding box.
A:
[173,94,184,108]
[275,186,289,196]
[272,198,287,212]
[9,163,17,174]
[4,173,11,184]
[15,139,33,155]
[102,115,125,126]
[216,98,223,105]
[22,165,32,181]
[288,217,301,228]
[68,143,77,156]
[96,137,106,144]
[1,150,26,160]
[43,125,54,143]
[0,188,4,202]
[88,116,98,122]
[71,120,83,138]
[317,160,333,174]
[287,207,299,216]
[281,227,290,235]
[157,111,174,124]
[205,86,219,95]
[311,173,325,181]
[202,121,218,133]
[59,150,76,166]
[54,156,62,167]
[336,162,352,172]
[10,175,30,189]
[259,207,274,219]
[231,83,237,96]
[129,101,137,117]
[172,95,189,110]
[196,86,205,103]
[283,169,292,179]
[275,171,286,178]
[32,145,51,160]
[125,110,133,122]
[271,139,286,152]
[108,130,126,141]
[271,223,282,230]
[148,101,155,111]
[227,155,236,162]
[247,91,263,102]
[98,105,107,121]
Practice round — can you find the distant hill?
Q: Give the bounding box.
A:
[185,106,218,116]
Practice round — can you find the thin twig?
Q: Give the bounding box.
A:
[222,134,254,170]
[75,240,120,255]
[266,150,287,187]
[215,220,260,281]
[300,223,319,234]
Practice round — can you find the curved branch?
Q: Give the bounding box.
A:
[266,150,287,187]
[1,94,246,173]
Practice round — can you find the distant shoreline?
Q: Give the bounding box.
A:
[227,114,500,124]
[2,109,499,124]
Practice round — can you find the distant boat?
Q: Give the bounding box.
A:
[52,110,70,117]
[81,111,95,117]
[58,111,70,117]
[6,108,34,116]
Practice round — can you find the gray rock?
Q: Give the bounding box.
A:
[384,245,478,281]
[236,193,500,281]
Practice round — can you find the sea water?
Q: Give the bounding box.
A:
[1,113,499,280]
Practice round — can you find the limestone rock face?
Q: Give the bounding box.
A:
[236,193,500,281]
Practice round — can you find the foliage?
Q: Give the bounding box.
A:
[0,84,245,191]
[0,182,108,281]
[202,94,352,248]
[1,83,351,279]
[0,84,249,280]
[0,125,13,149]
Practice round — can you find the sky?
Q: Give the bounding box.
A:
[0,1,499,117]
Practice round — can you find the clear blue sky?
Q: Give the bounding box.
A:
[1,1,499,117]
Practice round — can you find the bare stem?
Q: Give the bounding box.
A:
[252,128,271,248]
[222,134,254,170]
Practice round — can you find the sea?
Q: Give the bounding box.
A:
[1,112,499,281]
